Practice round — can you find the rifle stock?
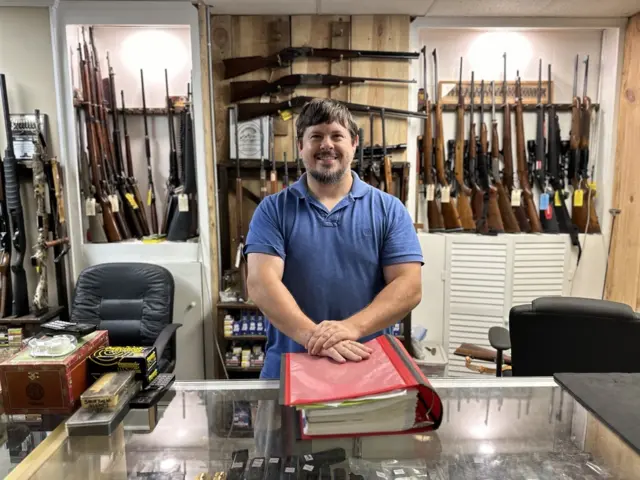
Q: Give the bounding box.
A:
[423,132,444,231]
[455,107,476,231]
[454,342,512,365]
[433,105,462,232]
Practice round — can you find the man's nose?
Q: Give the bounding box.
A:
[320,137,334,149]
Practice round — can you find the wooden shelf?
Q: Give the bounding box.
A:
[217,302,260,310]
[224,335,266,341]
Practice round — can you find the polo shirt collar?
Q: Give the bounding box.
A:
[289,170,369,199]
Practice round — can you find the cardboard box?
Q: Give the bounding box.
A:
[0,330,109,414]
[87,346,158,387]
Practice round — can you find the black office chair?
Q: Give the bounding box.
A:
[485,296,640,377]
[70,262,182,373]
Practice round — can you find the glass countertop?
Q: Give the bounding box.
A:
[2,377,637,479]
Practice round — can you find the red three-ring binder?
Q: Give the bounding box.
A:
[280,334,444,438]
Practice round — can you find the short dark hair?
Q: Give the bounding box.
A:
[295,98,359,142]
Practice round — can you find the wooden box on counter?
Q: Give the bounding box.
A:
[0,330,109,414]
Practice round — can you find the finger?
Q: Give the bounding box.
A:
[346,342,371,358]
[334,343,363,362]
[311,331,334,355]
[324,347,346,363]
[322,332,349,351]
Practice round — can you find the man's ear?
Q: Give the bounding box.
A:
[296,138,303,153]
[352,133,359,148]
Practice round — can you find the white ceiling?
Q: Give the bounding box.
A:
[203,0,640,17]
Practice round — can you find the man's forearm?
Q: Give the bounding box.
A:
[345,275,421,338]
[247,276,316,346]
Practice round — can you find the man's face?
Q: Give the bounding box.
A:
[298,121,357,185]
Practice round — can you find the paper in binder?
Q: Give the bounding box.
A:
[280,334,443,438]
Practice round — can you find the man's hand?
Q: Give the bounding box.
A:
[307,320,367,355]
[317,340,373,363]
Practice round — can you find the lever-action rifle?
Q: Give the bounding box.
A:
[503,53,529,232]
[237,96,428,123]
[223,46,420,79]
[533,59,559,233]
[453,58,476,231]
[0,74,29,317]
[421,47,444,232]
[468,72,483,225]
[491,81,519,233]
[477,80,503,234]
[515,73,542,233]
[230,74,415,102]
[140,69,159,235]
[576,55,601,234]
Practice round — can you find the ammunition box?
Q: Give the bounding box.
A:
[87,346,158,387]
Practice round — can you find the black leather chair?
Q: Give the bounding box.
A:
[71,262,181,373]
[487,296,640,377]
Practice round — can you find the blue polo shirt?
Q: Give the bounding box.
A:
[244,171,423,379]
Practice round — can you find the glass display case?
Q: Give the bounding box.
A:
[2,377,638,479]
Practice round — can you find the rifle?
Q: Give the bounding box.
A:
[0,74,29,317]
[0,124,10,317]
[577,55,601,234]
[121,90,150,236]
[237,96,428,123]
[230,74,415,102]
[232,105,247,301]
[478,80,503,234]
[453,58,476,231]
[283,152,289,188]
[259,117,267,200]
[269,117,278,194]
[515,73,543,233]
[167,83,198,241]
[223,46,420,79]
[491,81,519,233]
[422,47,444,232]
[358,128,365,180]
[468,72,484,226]
[140,69,159,235]
[548,65,583,262]
[107,54,144,238]
[78,39,121,243]
[162,69,180,235]
[30,110,50,314]
[502,53,529,233]
[533,59,560,233]
[381,109,394,196]
[87,29,131,240]
[424,49,462,232]
[454,342,512,365]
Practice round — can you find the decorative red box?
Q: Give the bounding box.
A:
[0,330,109,414]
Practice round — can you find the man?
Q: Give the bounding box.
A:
[245,98,423,380]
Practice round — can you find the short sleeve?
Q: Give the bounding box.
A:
[381,197,424,266]
[244,197,286,260]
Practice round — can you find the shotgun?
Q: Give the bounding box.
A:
[222,46,420,79]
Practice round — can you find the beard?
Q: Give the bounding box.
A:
[307,152,350,184]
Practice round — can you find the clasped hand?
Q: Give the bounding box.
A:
[306,320,372,364]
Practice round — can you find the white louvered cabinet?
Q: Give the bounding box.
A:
[443,234,571,377]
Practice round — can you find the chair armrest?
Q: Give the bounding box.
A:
[153,323,182,360]
[489,326,511,351]
[488,326,510,378]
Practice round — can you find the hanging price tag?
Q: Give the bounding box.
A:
[589,181,597,191]
[440,185,450,203]
[511,188,522,207]
[109,194,119,213]
[279,110,293,121]
[178,193,189,212]
[147,189,152,206]
[574,189,584,207]
[554,190,563,206]
[539,193,549,211]
[85,198,96,217]
[545,204,553,220]
[426,184,435,201]
[125,193,138,209]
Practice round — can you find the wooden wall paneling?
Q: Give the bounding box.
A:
[350,15,411,164]
[604,13,640,309]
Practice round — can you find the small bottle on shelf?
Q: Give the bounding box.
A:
[256,315,264,336]
[240,313,249,335]
[232,315,241,336]
[249,314,256,335]
[224,314,234,338]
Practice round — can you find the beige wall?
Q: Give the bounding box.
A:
[0,6,63,309]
